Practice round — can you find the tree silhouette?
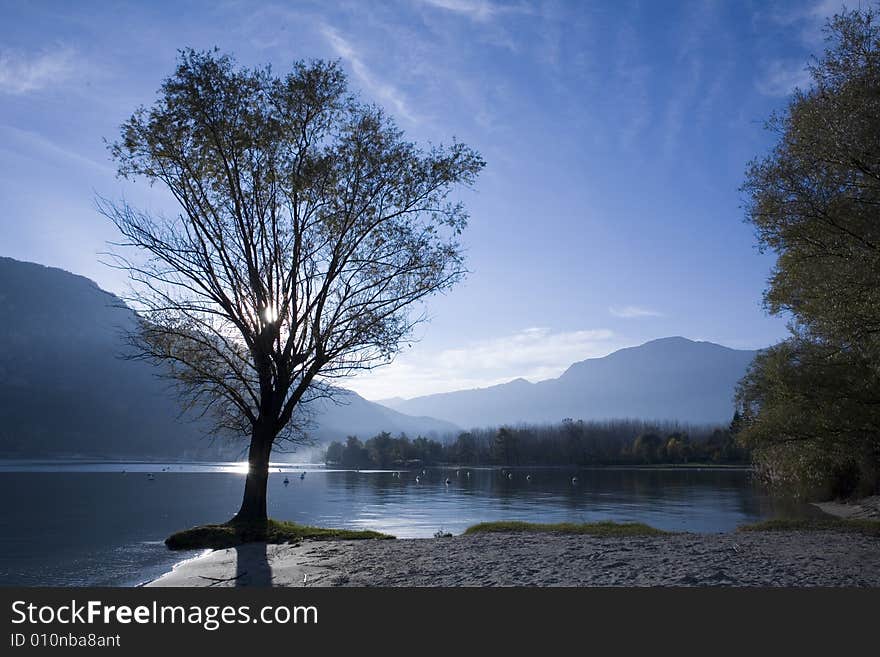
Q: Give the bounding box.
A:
[102,50,483,522]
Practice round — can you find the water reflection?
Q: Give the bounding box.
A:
[0,462,821,586]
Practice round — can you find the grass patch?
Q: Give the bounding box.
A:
[463,520,669,537]
[738,518,880,536]
[165,518,394,550]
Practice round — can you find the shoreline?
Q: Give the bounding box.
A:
[813,495,880,521]
[0,457,750,470]
[147,526,880,587]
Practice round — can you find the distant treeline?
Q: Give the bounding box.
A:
[324,418,748,469]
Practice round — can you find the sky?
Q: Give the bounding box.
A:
[0,0,849,400]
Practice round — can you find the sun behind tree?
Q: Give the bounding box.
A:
[101,49,484,523]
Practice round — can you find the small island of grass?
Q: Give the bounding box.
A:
[463,520,669,537]
[165,518,394,550]
[737,517,880,537]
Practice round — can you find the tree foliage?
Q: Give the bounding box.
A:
[102,50,483,519]
[738,8,880,497]
[737,339,880,497]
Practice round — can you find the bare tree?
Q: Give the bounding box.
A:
[101,50,484,522]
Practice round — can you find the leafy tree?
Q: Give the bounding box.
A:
[632,433,662,464]
[340,436,370,469]
[738,7,880,497]
[743,9,880,359]
[493,427,519,465]
[366,431,395,469]
[325,441,344,465]
[664,433,690,463]
[561,418,588,465]
[452,432,477,464]
[102,50,483,521]
[737,338,880,496]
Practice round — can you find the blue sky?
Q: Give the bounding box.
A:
[0,0,845,399]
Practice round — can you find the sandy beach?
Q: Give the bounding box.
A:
[813,495,880,521]
[147,528,880,587]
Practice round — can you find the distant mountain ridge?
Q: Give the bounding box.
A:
[0,257,456,459]
[379,337,757,428]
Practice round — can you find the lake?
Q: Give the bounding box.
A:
[0,460,819,586]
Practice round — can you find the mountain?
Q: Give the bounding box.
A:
[306,393,455,442]
[379,337,757,428]
[0,257,455,459]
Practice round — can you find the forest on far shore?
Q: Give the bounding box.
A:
[324,418,747,469]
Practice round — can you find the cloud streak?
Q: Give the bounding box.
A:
[418,0,526,23]
[609,305,662,319]
[0,47,78,95]
[0,124,112,174]
[769,0,844,45]
[321,25,418,123]
[756,59,812,97]
[348,327,619,400]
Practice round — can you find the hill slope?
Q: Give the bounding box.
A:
[0,257,455,459]
[379,337,757,428]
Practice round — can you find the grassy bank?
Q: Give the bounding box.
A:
[166,516,880,552]
[463,520,669,537]
[464,518,880,537]
[166,518,394,550]
[738,518,880,537]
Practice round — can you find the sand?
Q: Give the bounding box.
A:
[813,495,880,521]
[146,529,880,587]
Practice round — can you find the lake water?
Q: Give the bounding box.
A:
[0,460,820,586]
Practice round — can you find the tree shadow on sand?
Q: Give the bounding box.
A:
[233,542,272,587]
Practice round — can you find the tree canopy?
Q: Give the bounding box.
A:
[103,49,483,519]
[743,9,880,358]
[737,8,880,498]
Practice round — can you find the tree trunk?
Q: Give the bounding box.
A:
[232,424,274,524]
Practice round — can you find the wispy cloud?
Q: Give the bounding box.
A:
[0,124,112,173]
[321,25,418,123]
[763,0,844,45]
[0,46,78,95]
[612,19,652,149]
[349,327,619,400]
[753,0,842,98]
[756,59,811,97]
[808,0,846,21]
[418,0,526,23]
[660,0,724,157]
[609,305,662,319]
